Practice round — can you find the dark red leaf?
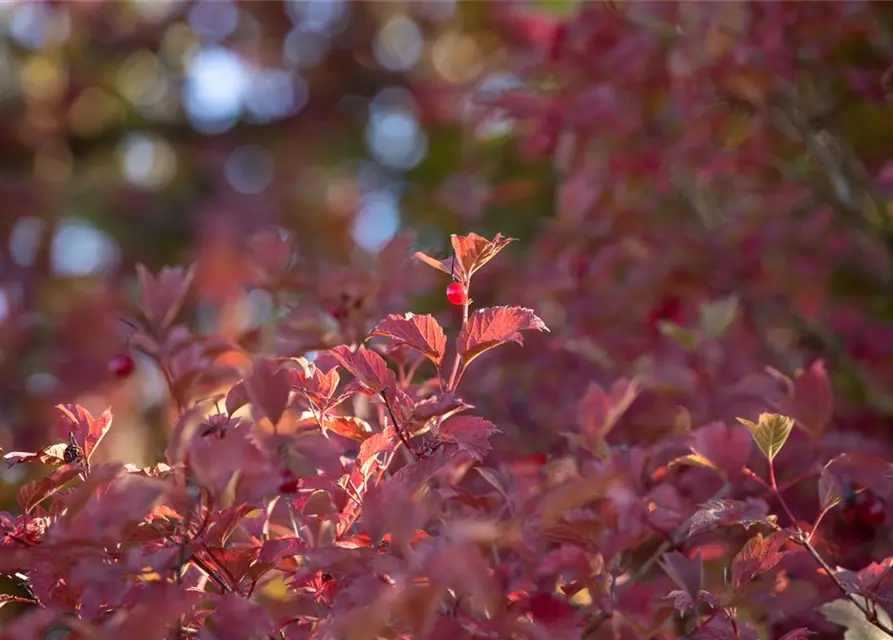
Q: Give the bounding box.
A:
[665,589,718,615]
[245,358,291,427]
[778,628,816,640]
[689,422,753,479]
[659,551,703,601]
[369,313,447,366]
[836,558,893,608]
[288,357,341,407]
[457,306,549,366]
[578,378,639,440]
[688,498,773,537]
[437,415,499,461]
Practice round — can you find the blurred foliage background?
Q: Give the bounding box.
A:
[0,0,563,470]
[3,0,893,528]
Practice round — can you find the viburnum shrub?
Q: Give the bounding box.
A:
[1,231,893,640]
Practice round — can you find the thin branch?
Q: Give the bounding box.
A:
[380,389,417,459]
[795,532,893,637]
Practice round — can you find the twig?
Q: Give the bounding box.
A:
[795,532,893,637]
[380,389,417,459]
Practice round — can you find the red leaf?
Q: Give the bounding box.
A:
[225,380,249,415]
[836,558,893,608]
[369,313,447,366]
[61,474,168,541]
[135,263,196,332]
[84,408,112,463]
[665,589,718,615]
[789,360,833,440]
[326,345,396,394]
[450,232,517,281]
[578,378,639,439]
[690,422,753,479]
[323,415,373,441]
[732,530,791,588]
[411,250,458,277]
[438,415,499,461]
[18,464,82,513]
[409,394,473,434]
[457,306,549,366]
[688,498,773,537]
[778,629,816,640]
[245,358,291,427]
[659,551,703,601]
[288,357,341,407]
[4,444,68,468]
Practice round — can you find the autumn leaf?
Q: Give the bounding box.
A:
[245,358,291,427]
[836,559,893,609]
[777,629,816,640]
[411,250,459,277]
[287,357,341,407]
[450,232,517,280]
[437,415,499,461]
[736,413,794,462]
[369,313,447,366]
[323,415,373,441]
[326,345,396,394]
[457,306,549,366]
[225,380,249,415]
[664,589,718,615]
[688,498,773,537]
[18,464,83,513]
[817,467,844,512]
[659,551,703,601]
[4,443,69,468]
[135,263,196,333]
[731,530,791,588]
[688,422,753,479]
[578,378,639,439]
[55,404,113,462]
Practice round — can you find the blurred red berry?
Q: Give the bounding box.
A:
[279,469,299,494]
[108,353,135,378]
[446,281,468,306]
[856,492,885,526]
[646,296,684,332]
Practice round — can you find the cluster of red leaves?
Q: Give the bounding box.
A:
[4,3,893,639]
[1,231,892,640]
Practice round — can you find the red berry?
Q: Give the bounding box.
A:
[279,469,298,494]
[108,353,135,378]
[446,281,468,306]
[856,492,885,526]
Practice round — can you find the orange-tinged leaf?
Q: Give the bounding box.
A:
[369,313,447,366]
[457,306,549,366]
[732,530,791,588]
[323,415,373,441]
[4,443,69,468]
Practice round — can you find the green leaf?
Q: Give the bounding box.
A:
[820,597,892,640]
[699,295,739,340]
[657,321,700,350]
[736,413,794,462]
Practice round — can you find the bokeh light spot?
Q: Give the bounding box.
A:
[352,189,401,253]
[225,145,275,195]
[374,14,422,72]
[183,46,249,134]
[118,133,178,189]
[50,219,121,277]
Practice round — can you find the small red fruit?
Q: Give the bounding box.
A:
[446,281,468,306]
[856,492,886,526]
[108,353,135,378]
